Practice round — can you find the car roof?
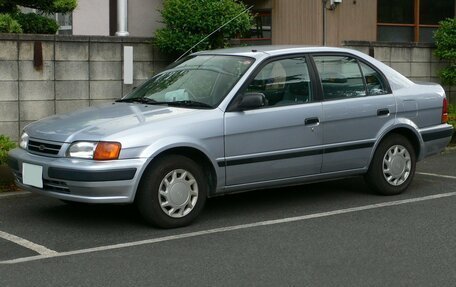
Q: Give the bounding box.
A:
[192,45,357,59]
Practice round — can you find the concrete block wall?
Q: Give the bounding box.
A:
[2,37,452,141]
[0,34,171,141]
[344,41,455,105]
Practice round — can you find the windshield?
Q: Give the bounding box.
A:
[120,55,254,109]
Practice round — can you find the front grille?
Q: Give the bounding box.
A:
[28,140,62,156]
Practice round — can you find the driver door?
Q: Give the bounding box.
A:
[223,56,323,186]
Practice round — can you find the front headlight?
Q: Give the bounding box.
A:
[67,142,97,159]
[19,132,29,149]
[67,141,121,160]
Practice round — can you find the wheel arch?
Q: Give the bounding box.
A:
[134,146,218,201]
[370,124,423,167]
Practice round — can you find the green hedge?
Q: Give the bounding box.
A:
[434,18,456,86]
[155,0,253,56]
[449,104,456,128]
[14,12,59,34]
[0,13,22,33]
[0,135,16,166]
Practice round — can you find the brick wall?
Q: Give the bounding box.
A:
[344,41,455,104]
[0,34,170,141]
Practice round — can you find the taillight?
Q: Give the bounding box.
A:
[442,98,448,124]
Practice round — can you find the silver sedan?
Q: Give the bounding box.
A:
[8,46,453,228]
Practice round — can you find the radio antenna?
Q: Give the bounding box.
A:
[174,5,254,62]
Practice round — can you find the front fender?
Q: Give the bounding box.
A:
[140,136,219,164]
[129,136,225,199]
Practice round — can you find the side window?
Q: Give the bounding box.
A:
[245,57,312,107]
[313,56,366,100]
[359,62,389,95]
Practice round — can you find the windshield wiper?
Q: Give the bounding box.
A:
[116,98,213,109]
[165,100,213,109]
[116,98,159,104]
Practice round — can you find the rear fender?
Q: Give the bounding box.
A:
[369,118,424,167]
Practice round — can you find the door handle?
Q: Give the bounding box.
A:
[377,108,390,116]
[305,117,320,125]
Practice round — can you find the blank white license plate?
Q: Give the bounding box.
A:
[22,163,43,189]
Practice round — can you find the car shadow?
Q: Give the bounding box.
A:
[29,176,372,231]
[203,176,371,219]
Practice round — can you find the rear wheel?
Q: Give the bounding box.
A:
[365,134,416,195]
[136,155,207,228]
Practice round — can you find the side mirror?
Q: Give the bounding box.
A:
[238,93,267,111]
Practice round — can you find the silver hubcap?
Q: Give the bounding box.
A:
[382,145,411,186]
[158,169,198,218]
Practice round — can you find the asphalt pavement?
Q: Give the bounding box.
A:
[1,151,456,286]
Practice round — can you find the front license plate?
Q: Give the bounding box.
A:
[22,163,43,189]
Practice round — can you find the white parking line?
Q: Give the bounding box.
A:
[0,231,58,256]
[2,191,456,265]
[416,172,456,180]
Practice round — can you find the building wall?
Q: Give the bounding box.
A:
[73,0,110,36]
[72,0,377,43]
[326,0,377,46]
[272,0,323,45]
[128,0,164,37]
[0,34,170,141]
[271,0,376,46]
[73,0,163,37]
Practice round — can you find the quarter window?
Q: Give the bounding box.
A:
[313,56,366,100]
[359,62,389,96]
[245,57,313,107]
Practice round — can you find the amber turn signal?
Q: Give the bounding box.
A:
[94,142,121,160]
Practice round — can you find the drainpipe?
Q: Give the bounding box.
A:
[322,0,327,46]
[116,0,129,36]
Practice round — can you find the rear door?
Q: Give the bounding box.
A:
[223,56,323,186]
[311,54,395,173]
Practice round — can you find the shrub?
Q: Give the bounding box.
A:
[0,0,77,34]
[155,0,253,57]
[434,18,456,86]
[0,135,16,166]
[449,104,456,127]
[13,12,59,34]
[2,0,77,14]
[0,13,22,33]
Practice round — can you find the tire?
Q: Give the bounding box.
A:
[136,155,207,228]
[365,134,416,195]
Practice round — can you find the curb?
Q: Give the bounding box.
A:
[0,191,31,199]
[444,146,456,154]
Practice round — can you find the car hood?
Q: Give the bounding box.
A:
[25,103,200,143]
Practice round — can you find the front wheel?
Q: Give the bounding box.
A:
[365,134,416,195]
[136,155,207,228]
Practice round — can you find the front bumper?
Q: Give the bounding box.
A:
[7,148,147,203]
